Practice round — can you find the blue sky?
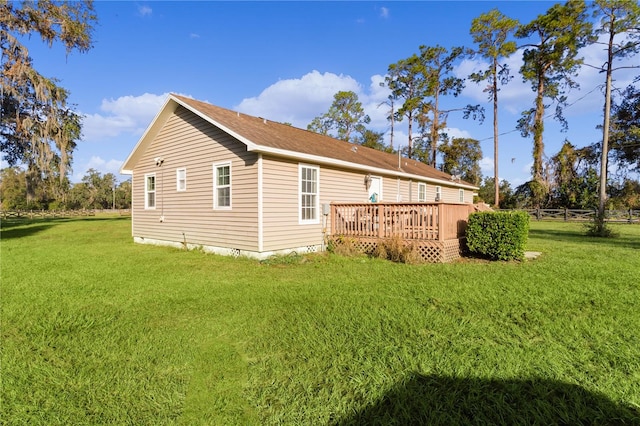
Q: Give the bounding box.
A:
[11,1,639,187]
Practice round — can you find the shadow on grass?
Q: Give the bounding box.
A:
[0,216,130,239]
[335,373,640,425]
[528,228,640,250]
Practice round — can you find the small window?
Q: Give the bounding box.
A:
[435,186,442,202]
[214,163,231,209]
[299,164,319,224]
[418,183,427,202]
[176,168,186,191]
[145,173,156,209]
[459,189,465,203]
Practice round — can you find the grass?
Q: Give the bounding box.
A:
[2,216,639,425]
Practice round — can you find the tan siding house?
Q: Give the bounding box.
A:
[121,94,478,259]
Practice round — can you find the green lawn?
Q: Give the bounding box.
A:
[2,216,639,425]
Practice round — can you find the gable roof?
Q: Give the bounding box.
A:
[121,94,478,189]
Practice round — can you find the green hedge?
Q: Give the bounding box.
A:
[466,211,530,261]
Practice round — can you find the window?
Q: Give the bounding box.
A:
[214,163,231,209]
[435,186,442,201]
[176,168,186,191]
[299,164,319,223]
[459,189,465,203]
[418,183,427,202]
[145,173,156,209]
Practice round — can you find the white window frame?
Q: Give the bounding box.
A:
[459,188,465,203]
[435,185,442,202]
[176,168,186,192]
[145,173,156,210]
[213,162,232,210]
[418,183,427,202]
[299,164,320,224]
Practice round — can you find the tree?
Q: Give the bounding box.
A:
[548,141,599,208]
[307,91,370,142]
[609,85,640,172]
[357,129,389,152]
[515,0,592,207]
[385,54,427,158]
[469,9,519,208]
[0,167,27,210]
[79,168,118,209]
[478,177,516,208]
[590,0,640,232]
[438,137,483,186]
[0,1,96,183]
[416,45,485,168]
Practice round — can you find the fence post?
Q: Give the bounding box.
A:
[536,208,541,221]
[564,208,568,221]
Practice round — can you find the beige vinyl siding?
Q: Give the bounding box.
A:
[261,158,475,252]
[131,106,259,251]
[261,157,319,251]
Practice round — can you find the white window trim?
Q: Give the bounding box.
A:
[299,164,320,225]
[435,185,442,202]
[145,173,156,210]
[418,182,427,202]
[176,168,186,192]
[213,162,232,210]
[459,188,465,203]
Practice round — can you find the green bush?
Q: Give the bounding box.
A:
[466,211,530,261]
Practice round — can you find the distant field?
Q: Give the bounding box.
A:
[2,216,639,424]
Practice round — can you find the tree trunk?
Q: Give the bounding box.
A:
[598,27,615,224]
[431,91,440,168]
[493,59,499,209]
[532,75,546,208]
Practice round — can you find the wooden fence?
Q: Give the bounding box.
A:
[0,209,131,219]
[504,209,640,223]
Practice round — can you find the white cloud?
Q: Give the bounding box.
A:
[189,33,200,39]
[480,157,494,174]
[81,93,170,142]
[443,127,473,140]
[73,156,124,182]
[458,32,639,118]
[235,70,363,128]
[379,7,389,19]
[138,5,152,17]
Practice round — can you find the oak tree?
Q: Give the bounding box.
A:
[0,0,96,185]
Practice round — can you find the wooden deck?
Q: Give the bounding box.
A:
[330,202,473,263]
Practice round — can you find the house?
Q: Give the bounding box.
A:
[120,94,478,260]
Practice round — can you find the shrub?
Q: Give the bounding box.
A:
[466,211,529,261]
[373,235,422,264]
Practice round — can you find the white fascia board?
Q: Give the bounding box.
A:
[120,95,177,174]
[246,145,479,190]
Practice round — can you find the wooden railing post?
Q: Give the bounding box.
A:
[438,203,445,242]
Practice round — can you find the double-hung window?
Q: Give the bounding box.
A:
[435,185,442,202]
[176,168,186,191]
[299,164,319,224]
[418,183,427,202]
[145,173,156,209]
[214,163,231,209]
[459,189,465,203]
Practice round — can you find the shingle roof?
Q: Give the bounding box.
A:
[124,93,477,189]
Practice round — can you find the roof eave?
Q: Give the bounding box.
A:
[247,145,478,190]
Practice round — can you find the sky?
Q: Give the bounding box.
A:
[8,1,639,187]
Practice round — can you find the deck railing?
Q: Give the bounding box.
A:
[330,202,472,241]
